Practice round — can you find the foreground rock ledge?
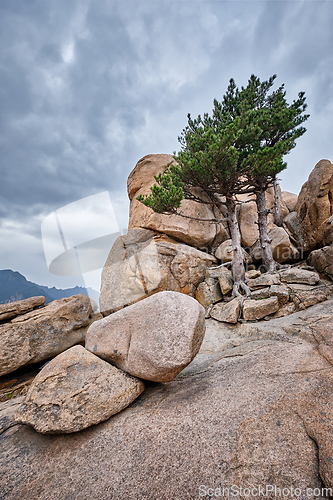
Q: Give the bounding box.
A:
[14,345,144,434]
[0,294,94,377]
[2,298,333,498]
[86,291,206,382]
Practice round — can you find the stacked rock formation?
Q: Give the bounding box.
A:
[100,155,333,323]
[14,291,205,433]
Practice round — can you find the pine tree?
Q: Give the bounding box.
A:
[137,75,309,292]
[221,75,309,271]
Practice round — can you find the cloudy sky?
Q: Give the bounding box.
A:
[1,0,332,292]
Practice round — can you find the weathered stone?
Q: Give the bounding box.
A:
[243,297,279,321]
[308,245,333,281]
[14,345,144,434]
[279,268,320,285]
[195,282,213,308]
[295,159,333,251]
[250,287,271,300]
[245,269,261,279]
[269,284,290,305]
[86,291,205,383]
[0,296,45,322]
[99,228,217,316]
[288,283,333,310]
[217,267,234,295]
[210,298,241,324]
[0,294,94,377]
[195,279,222,308]
[247,273,281,289]
[282,191,298,212]
[250,284,289,305]
[215,239,252,263]
[3,299,333,498]
[272,302,296,318]
[127,154,225,248]
[251,226,299,264]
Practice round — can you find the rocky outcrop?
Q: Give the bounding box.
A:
[0,296,45,322]
[0,294,95,377]
[99,227,217,316]
[286,159,333,252]
[2,298,333,499]
[87,291,205,383]
[128,154,228,249]
[14,345,144,434]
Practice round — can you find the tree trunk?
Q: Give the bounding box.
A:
[225,197,250,297]
[255,188,276,273]
[273,177,282,227]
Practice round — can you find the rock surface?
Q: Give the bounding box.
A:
[127,154,226,248]
[2,299,333,498]
[14,345,144,434]
[99,228,217,316]
[0,296,45,322]
[0,294,94,377]
[87,291,206,383]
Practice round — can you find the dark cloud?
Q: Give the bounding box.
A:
[0,0,332,287]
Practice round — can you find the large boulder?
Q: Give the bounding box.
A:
[14,345,144,434]
[0,294,94,377]
[86,291,205,383]
[99,227,217,316]
[293,159,333,252]
[127,154,228,249]
[3,298,333,498]
[215,239,252,263]
[282,191,298,212]
[251,226,299,264]
[237,187,289,249]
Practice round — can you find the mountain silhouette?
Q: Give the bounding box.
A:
[0,269,99,305]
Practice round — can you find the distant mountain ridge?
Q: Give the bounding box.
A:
[0,269,99,305]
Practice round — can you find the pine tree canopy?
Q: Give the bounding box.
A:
[137,74,309,213]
